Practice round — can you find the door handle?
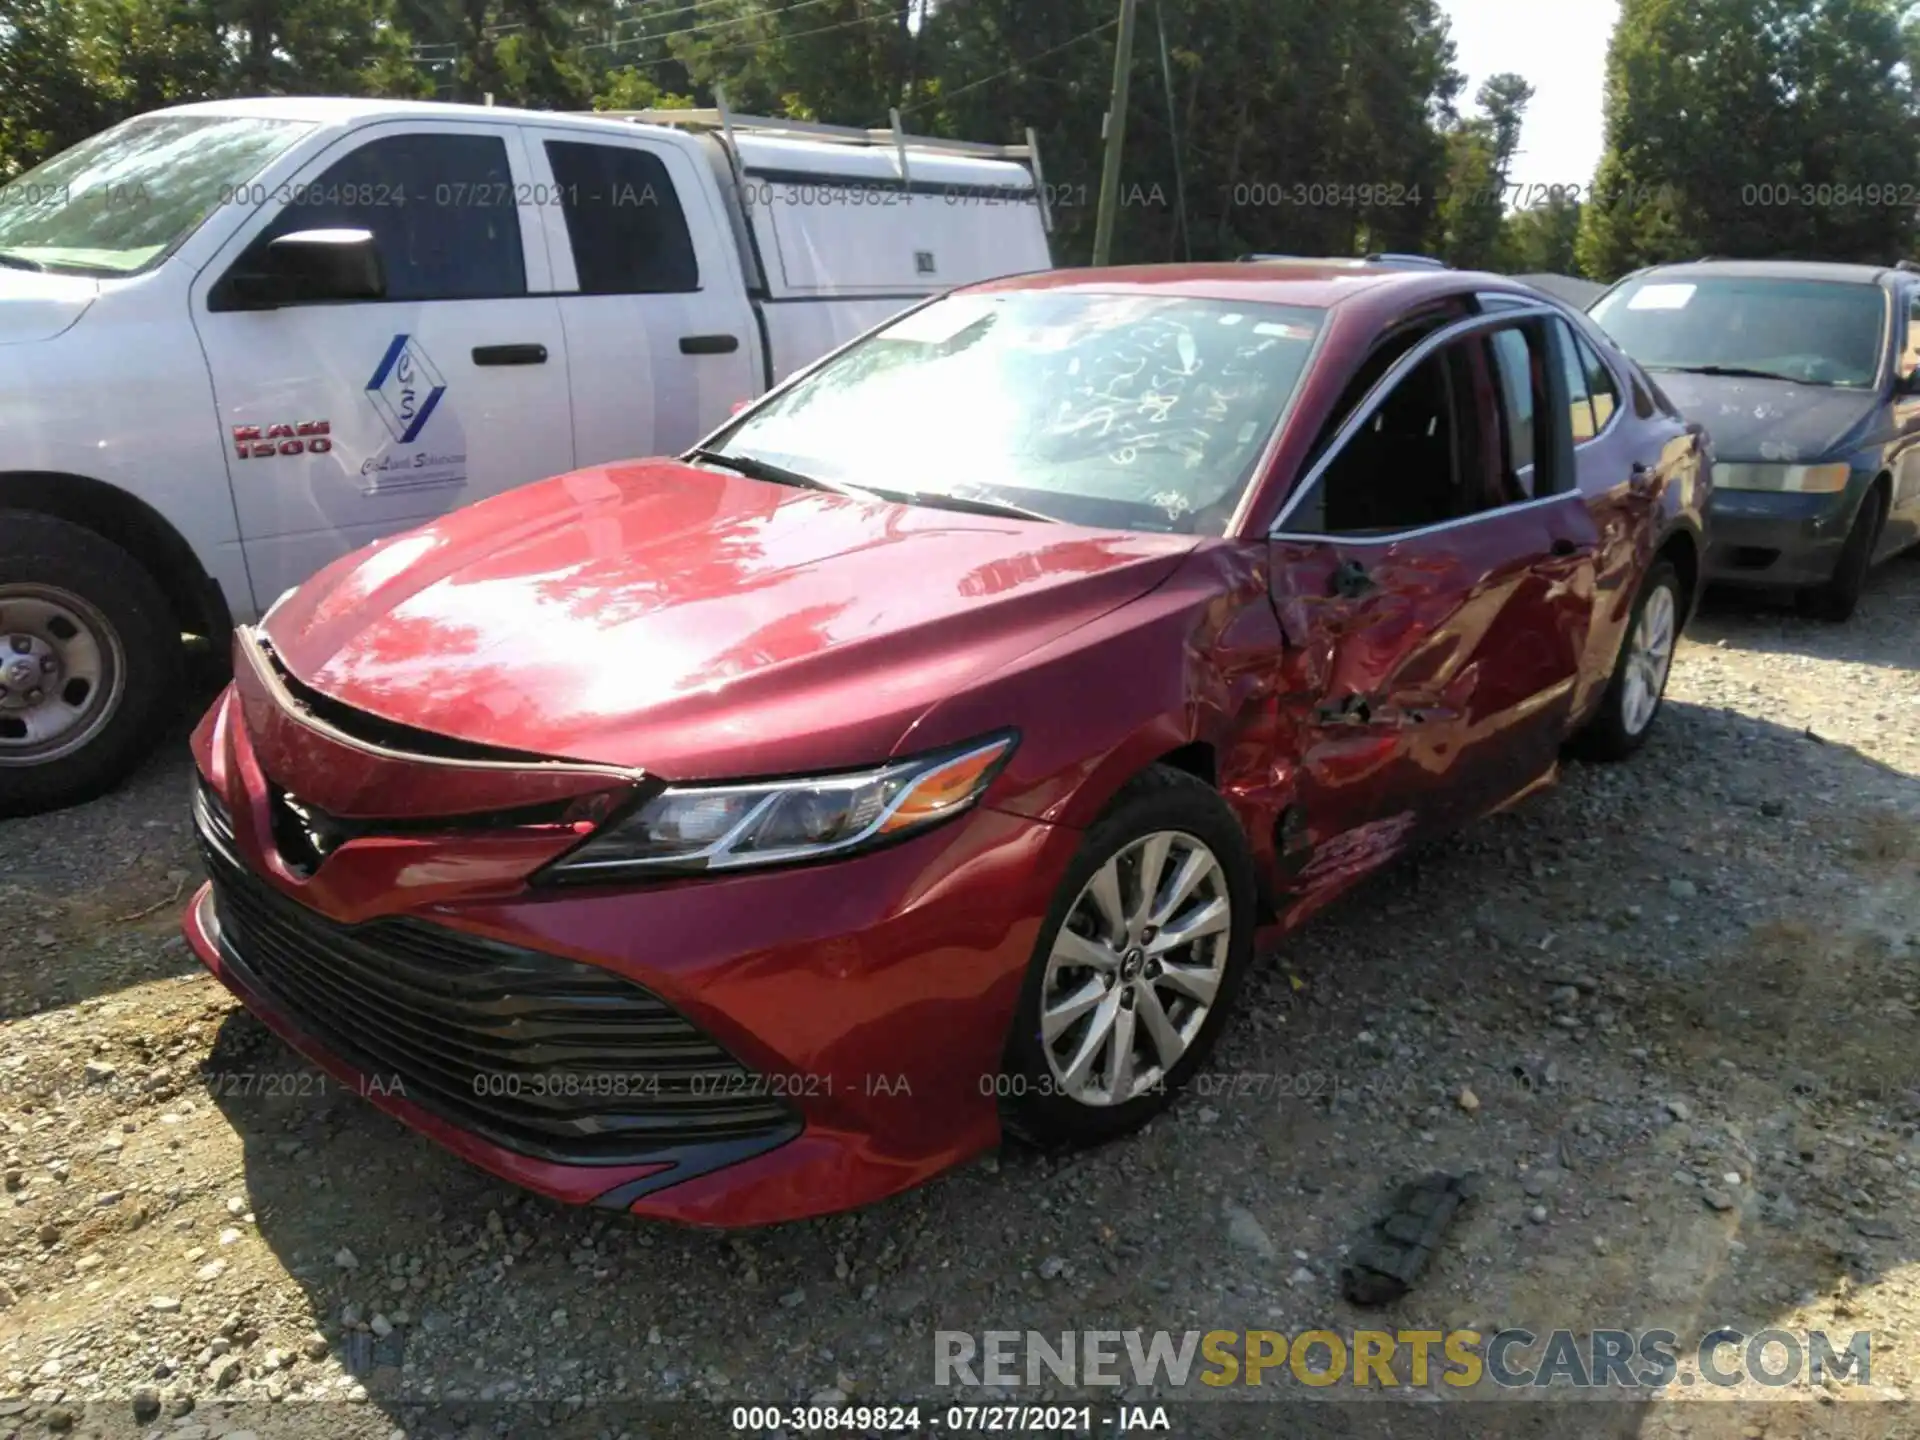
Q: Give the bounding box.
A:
[680,333,741,355]
[1628,461,1655,492]
[1329,559,1376,599]
[472,343,548,366]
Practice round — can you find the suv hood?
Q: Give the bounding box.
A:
[264,459,1196,780]
[0,268,100,345]
[1651,370,1881,463]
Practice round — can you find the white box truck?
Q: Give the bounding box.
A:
[0,96,1054,813]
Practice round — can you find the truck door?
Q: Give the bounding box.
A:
[519,126,761,467]
[190,120,574,610]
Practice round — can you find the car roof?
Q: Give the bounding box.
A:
[1628,258,1898,286]
[970,262,1526,311]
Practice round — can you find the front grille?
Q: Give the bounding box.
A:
[191,777,799,1166]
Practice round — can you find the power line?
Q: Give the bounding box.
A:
[593,7,906,67]
[577,0,880,56]
[898,19,1118,115]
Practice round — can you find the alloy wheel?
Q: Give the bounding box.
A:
[0,584,127,765]
[1620,580,1676,738]
[1039,830,1232,1106]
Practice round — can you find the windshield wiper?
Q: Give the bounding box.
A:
[0,250,46,272]
[879,488,1059,524]
[1651,363,1810,384]
[686,447,888,504]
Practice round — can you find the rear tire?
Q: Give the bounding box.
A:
[999,765,1256,1149]
[1567,560,1681,763]
[1797,486,1885,623]
[0,513,181,817]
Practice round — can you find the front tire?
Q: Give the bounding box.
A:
[0,513,182,817]
[1567,559,1681,763]
[999,765,1256,1148]
[1797,486,1886,623]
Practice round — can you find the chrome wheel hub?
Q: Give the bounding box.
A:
[1620,582,1676,738]
[0,585,126,765]
[1040,830,1232,1107]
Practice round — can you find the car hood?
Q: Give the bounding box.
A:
[264,459,1198,780]
[0,268,99,346]
[1650,371,1882,463]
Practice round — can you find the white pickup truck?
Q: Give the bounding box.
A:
[0,97,1053,814]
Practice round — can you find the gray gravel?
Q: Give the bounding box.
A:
[1,558,1918,1438]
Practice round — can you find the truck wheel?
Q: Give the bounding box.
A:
[0,513,182,817]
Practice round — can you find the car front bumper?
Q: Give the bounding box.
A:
[1703,485,1860,588]
[181,684,1081,1227]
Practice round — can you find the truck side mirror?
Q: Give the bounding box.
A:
[213,229,385,311]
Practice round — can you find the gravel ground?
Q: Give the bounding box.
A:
[1,558,1918,1440]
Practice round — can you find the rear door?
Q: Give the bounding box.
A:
[192,120,574,608]
[1266,308,1597,897]
[520,126,760,467]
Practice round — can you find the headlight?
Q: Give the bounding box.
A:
[543,733,1017,879]
[1712,462,1851,494]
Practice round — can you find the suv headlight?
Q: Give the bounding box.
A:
[1713,462,1851,493]
[543,733,1017,879]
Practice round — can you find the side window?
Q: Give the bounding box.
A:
[1581,334,1621,431]
[1901,293,1920,381]
[1489,329,1538,486]
[260,132,525,300]
[545,141,699,294]
[1553,320,1598,442]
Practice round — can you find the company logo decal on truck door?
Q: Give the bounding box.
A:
[366,334,447,444]
[360,333,467,496]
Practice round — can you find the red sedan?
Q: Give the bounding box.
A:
[182,263,1709,1226]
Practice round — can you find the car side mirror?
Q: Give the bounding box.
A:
[215,229,385,311]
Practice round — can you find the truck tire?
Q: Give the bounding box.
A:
[0,512,182,817]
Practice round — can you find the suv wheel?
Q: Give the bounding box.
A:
[1797,486,1886,623]
[999,766,1256,1148]
[0,514,181,817]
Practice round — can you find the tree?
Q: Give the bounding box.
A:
[1434,71,1532,269]
[1580,0,1920,278]
[1504,190,1584,274]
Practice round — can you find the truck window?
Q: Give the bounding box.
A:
[543,141,698,295]
[259,133,525,301]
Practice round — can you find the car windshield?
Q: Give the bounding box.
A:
[1590,275,1887,388]
[0,115,313,276]
[712,290,1324,535]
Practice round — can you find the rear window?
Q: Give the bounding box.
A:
[1591,275,1887,388]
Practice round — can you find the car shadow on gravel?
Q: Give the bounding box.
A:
[1689,550,1920,673]
[195,696,1918,1436]
[0,650,227,1019]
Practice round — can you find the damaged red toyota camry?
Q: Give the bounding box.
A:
[183,263,1709,1226]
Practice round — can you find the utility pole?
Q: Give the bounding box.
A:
[1155,0,1190,262]
[1091,0,1139,267]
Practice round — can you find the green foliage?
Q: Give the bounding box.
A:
[1580,0,1920,279]
[1504,191,1585,276]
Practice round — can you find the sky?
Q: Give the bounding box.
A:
[1438,0,1621,198]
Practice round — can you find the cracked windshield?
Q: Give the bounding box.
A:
[719,290,1322,534]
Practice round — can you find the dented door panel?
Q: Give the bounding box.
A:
[1266,501,1593,901]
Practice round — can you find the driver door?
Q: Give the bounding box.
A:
[1266,308,1597,901]
[191,120,574,611]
